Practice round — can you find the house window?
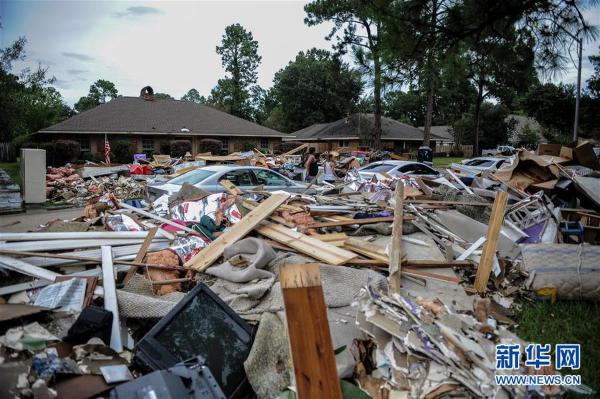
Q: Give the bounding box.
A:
[260,138,269,149]
[221,138,229,153]
[142,137,154,152]
[78,137,90,152]
[338,140,349,148]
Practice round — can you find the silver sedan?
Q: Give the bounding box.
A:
[147,165,313,199]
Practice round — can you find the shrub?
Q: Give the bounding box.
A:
[241,141,256,151]
[170,140,192,158]
[159,141,170,155]
[198,139,222,155]
[112,139,135,164]
[54,140,81,165]
[12,133,33,149]
[81,151,103,163]
[275,141,304,154]
[448,150,465,157]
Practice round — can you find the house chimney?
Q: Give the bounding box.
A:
[140,86,155,101]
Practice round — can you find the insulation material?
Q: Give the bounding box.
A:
[145,250,182,296]
[521,244,600,300]
[205,237,276,283]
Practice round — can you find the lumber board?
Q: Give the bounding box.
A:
[475,191,509,292]
[256,223,356,265]
[185,193,290,271]
[402,260,474,268]
[281,143,308,156]
[280,263,342,399]
[219,179,243,195]
[403,268,463,283]
[307,215,414,229]
[310,232,348,242]
[123,227,158,284]
[446,169,474,194]
[389,185,403,294]
[343,237,389,263]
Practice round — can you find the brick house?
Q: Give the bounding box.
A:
[36,94,288,155]
[285,113,446,153]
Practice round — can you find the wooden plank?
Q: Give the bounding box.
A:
[343,237,389,263]
[402,260,474,268]
[475,191,509,292]
[122,227,158,284]
[415,177,433,197]
[185,193,290,271]
[280,263,342,399]
[403,268,463,283]
[219,179,243,195]
[389,184,403,295]
[311,233,348,242]
[101,246,122,352]
[281,143,308,156]
[307,216,415,229]
[255,223,356,265]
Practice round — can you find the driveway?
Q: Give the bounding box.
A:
[0,207,85,233]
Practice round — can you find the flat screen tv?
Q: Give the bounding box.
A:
[134,283,254,398]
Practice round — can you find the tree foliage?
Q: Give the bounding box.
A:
[209,23,262,120]
[74,79,118,113]
[452,102,516,149]
[181,88,207,104]
[154,92,173,99]
[267,48,362,133]
[588,47,600,99]
[0,37,71,142]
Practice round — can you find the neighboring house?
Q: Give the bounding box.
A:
[285,113,445,152]
[35,91,288,155]
[418,125,455,145]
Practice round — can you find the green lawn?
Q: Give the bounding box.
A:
[0,162,20,184]
[432,157,464,167]
[516,301,600,396]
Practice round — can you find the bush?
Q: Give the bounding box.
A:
[54,140,81,165]
[12,133,33,149]
[448,150,465,157]
[81,151,103,163]
[112,139,135,164]
[170,140,192,157]
[159,141,170,155]
[275,141,304,154]
[198,139,222,155]
[241,141,256,151]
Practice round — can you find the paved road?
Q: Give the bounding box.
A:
[0,207,85,233]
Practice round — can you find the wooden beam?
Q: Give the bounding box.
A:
[280,264,342,399]
[101,246,122,352]
[185,193,290,271]
[281,143,308,156]
[446,169,474,194]
[256,223,356,265]
[389,184,403,295]
[402,260,474,268]
[123,227,158,284]
[219,179,243,195]
[343,237,389,264]
[403,268,463,283]
[474,191,509,293]
[307,215,414,229]
[415,177,433,197]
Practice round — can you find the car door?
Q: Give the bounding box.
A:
[210,169,258,192]
[252,168,300,193]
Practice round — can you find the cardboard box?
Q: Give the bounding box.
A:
[537,143,562,156]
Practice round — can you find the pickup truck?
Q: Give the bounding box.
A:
[482,145,516,156]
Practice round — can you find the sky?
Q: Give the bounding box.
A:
[1,0,599,107]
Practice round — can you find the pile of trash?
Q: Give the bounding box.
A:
[0,141,598,398]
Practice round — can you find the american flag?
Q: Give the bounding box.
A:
[104,137,111,165]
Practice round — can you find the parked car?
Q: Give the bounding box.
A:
[356,161,440,180]
[449,157,509,181]
[147,165,313,199]
[482,145,516,156]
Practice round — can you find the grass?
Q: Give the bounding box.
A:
[0,162,20,184]
[432,157,464,167]
[516,301,600,396]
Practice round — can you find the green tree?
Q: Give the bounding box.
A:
[305,0,383,148]
[268,48,362,133]
[209,23,261,120]
[75,79,118,112]
[520,83,575,142]
[0,37,71,142]
[154,92,173,99]
[181,88,207,104]
[588,47,600,99]
[452,102,515,150]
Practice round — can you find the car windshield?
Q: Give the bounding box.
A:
[169,169,215,185]
[360,163,396,173]
[465,159,494,167]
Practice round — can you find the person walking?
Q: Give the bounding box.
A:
[305,147,318,182]
[323,153,337,185]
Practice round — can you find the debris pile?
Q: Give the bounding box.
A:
[0,141,598,398]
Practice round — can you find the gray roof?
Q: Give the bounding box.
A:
[38,96,288,137]
[289,114,444,141]
[418,125,454,141]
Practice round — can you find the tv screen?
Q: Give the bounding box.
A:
[134,284,253,398]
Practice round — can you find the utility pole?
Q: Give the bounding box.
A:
[573,36,582,142]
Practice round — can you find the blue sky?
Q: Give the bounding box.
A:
[1,1,599,106]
